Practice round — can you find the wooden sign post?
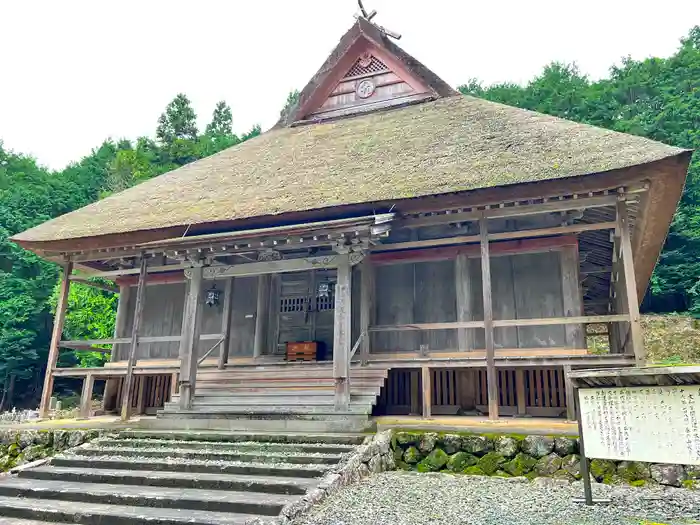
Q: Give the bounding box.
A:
[569,366,700,505]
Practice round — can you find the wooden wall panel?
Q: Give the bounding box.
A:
[228,276,257,358]
[512,253,566,348]
[490,256,519,349]
[414,260,457,352]
[374,264,418,352]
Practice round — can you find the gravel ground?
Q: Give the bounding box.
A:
[293,472,700,525]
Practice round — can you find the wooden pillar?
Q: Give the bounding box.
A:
[333,253,352,411]
[455,254,473,352]
[136,377,146,415]
[479,217,499,419]
[218,278,234,369]
[39,261,73,419]
[104,284,131,411]
[253,275,270,359]
[421,366,432,418]
[79,373,94,419]
[617,200,645,365]
[121,257,148,421]
[560,245,585,349]
[563,364,576,421]
[359,258,374,365]
[410,370,420,415]
[179,265,204,410]
[515,369,526,416]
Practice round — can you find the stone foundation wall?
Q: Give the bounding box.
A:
[0,429,100,472]
[392,431,700,489]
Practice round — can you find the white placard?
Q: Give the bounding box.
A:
[579,385,700,465]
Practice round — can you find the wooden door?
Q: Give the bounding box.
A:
[275,270,336,359]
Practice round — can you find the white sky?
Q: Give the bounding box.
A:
[0,0,697,171]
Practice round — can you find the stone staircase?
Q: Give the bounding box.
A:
[158,362,389,432]
[0,429,364,524]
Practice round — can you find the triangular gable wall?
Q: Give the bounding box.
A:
[303,42,433,121]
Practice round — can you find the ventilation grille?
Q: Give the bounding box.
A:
[280,297,306,313]
[316,290,335,311]
[345,55,389,78]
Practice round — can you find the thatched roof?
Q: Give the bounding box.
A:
[14,94,687,245]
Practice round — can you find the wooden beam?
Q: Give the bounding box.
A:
[480,217,499,420]
[88,263,192,279]
[493,314,629,327]
[617,201,645,365]
[369,321,485,332]
[422,366,432,418]
[253,275,270,358]
[401,195,620,229]
[120,257,147,421]
[359,258,374,365]
[179,265,204,410]
[371,235,579,265]
[79,373,94,419]
[218,278,234,369]
[561,245,585,348]
[39,261,73,418]
[563,365,576,421]
[197,253,365,280]
[455,254,473,352]
[515,369,526,415]
[333,253,352,411]
[68,275,119,293]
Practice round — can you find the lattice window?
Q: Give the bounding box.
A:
[280,296,307,313]
[345,55,389,78]
[316,288,336,311]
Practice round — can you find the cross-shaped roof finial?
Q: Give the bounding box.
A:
[356,0,402,40]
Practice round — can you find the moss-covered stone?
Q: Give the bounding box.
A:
[446,452,478,472]
[7,443,20,458]
[552,469,574,481]
[630,479,647,488]
[463,465,486,476]
[685,466,700,480]
[521,435,554,458]
[617,461,651,484]
[534,453,562,476]
[478,452,506,475]
[682,479,698,490]
[494,436,519,458]
[417,448,449,472]
[418,433,438,453]
[19,445,47,463]
[461,435,491,456]
[393,446,404,463]
[553,437,576,456]
[504,453,537,476]
[395,432,420,446]
[590,459,617,482]
[493,470,512,478]
[396,460,411,471]
[561,454,581,480]
[403,446,422,464]
[440,434,462,454]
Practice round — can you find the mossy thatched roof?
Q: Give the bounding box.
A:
[14,95,686,245]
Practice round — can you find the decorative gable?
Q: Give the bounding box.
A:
[304,46,433,121]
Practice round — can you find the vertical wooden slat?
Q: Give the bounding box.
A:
[179,264,204,410]
[40,261,73,418]
[218,277,235,368]
[617,200,645,364]
[359,259,373,365]
[79,373,94,418]
[535,370,544,407]
[455,254,473,352]
[253,275,270,359]
[561,245,585,348]
[410,370,420,414]
[516,369,526,414]
[563,365,575,420]
[170,372,179,398]
[135,376,146,415]
[121,256,148,421]
[333,253,352,410]
[543,369,551,407]
[422,366,431,418]
[103,283,131,411]
[479,217,498,419]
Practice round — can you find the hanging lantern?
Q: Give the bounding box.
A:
[205,284,221,307]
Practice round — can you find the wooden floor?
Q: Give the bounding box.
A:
[374,415,578,436]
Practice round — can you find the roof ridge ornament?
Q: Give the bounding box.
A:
[356,0,401,40]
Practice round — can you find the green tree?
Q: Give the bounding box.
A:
[156,93,198,146]
[205,101,233,137]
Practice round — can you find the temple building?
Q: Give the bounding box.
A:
[12,15,692,431]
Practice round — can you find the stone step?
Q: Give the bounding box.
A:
[97,437,356,455]
[165,395,378,406]
[161,404,372,415]
[20,465,315,495]
[52,455,329,478]
[0,495,260,525]
[178,386,382,395]
[0,520,63,525]
[73,445,343,465]
[151,412,371,432]
[196,369,387,380]
[117,429,366,445]
[0,478,294,516]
